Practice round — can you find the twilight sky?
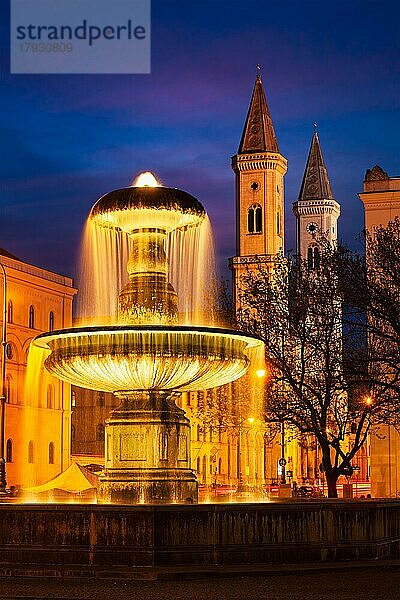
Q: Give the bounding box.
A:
[1,0,399,280]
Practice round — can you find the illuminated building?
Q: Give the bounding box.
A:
[359,166,400,498]
[0,248,76,489]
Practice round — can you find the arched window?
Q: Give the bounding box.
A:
[28,440,34,463]
[218,457,222,474]
[307,245,320,271]
[277,212,281,235]
[196,456,201,474]
[202,456,207,483]
[71,424,76,441]
[6,439,12,463]
[28,305,35,329]
[48,442,55,464]
[96,423,105,441]
[7,300,13,324]
[247,204,262,234]
[71,389,76,408]
[49,311,54,332]
[47,384,54,409]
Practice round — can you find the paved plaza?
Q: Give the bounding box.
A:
[0,566,398,600]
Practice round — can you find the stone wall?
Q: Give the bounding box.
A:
[0,500,398,578]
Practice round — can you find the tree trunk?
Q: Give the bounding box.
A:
[325,469,339,498]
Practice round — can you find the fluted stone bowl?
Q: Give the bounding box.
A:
[90,187,205,233]
[33,325,263,394]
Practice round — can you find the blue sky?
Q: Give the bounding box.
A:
[1,0,399,278]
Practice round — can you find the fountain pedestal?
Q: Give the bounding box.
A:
[98,391,198,504]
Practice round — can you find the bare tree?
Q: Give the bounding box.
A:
[237,248,385,497]
[340,219,400,429]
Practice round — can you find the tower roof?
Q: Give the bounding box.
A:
[298,132,334,201]
[238,69,279,154]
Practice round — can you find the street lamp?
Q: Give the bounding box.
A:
[0,262,8,494]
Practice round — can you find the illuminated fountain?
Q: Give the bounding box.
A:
[33,172,262,504]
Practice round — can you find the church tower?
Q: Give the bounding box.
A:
[230,67,287,306]
[293,130,340,267]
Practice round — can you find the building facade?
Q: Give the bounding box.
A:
[1,249,76,489]
[359,166,400,498]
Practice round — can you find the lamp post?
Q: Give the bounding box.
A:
[279,420,286,484]
[0,262,8,494]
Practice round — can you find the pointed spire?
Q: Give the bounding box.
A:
[298,131,334,201]
[238,66,279,154]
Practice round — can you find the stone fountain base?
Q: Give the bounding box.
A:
[97,391,198,505]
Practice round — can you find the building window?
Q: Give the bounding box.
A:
[96,423,105,441]
[6,439,12,463]
[47,384,54,409]
[71,389,76,408]
[277,212,281,235]
[71,425,76,441]
[202,456,207,482]
[28,440,34,463]
[7,300,13,324]
[28,305,35,329]
[6,343,13,360]
[307,245,320,270]
[247,204,262,234]
[218,457,222,474]
[49,311,54,332]
[48,442,55,464]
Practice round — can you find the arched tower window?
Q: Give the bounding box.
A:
[28,305,35,329]
[247,204,262,233]
[7,300,13,324]
[96,423,105,441]
[49,311,54,332]
[48,442,55,464]
[28,440,34,463]
[47,384,54,409]
[307,245,320,271]
[6,439,12,463]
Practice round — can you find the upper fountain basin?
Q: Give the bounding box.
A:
[90,187,205,234]
[33,325,263,394]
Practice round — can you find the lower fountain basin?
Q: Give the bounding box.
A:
[33,325,262,393]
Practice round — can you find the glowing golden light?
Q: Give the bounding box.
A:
[132,171,160,188]
[34,326,263,393]
[365,396,373,406]
[255,368,266,378]
[247,417,255,424]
